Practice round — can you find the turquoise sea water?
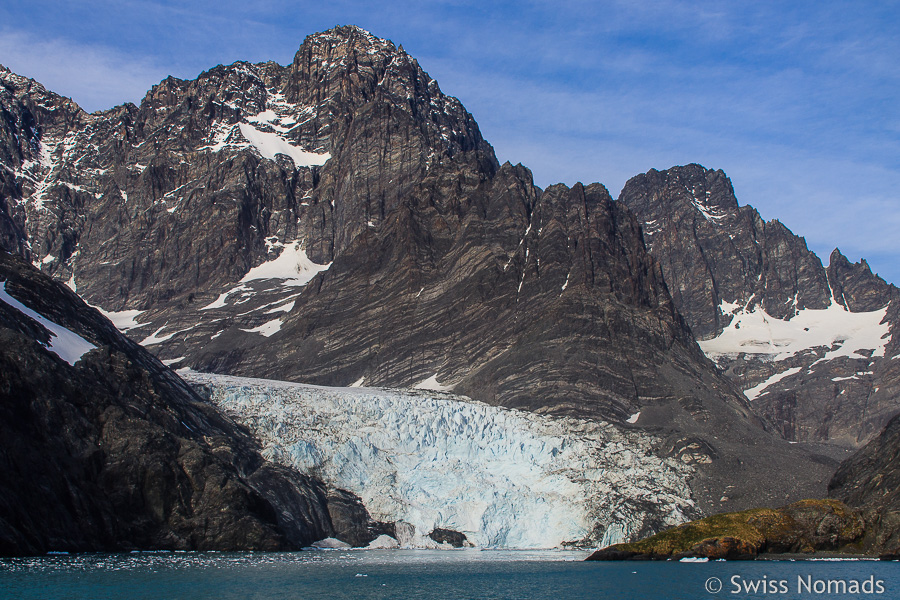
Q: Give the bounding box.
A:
[1,549,898,600]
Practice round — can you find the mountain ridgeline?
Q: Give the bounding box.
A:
[618,165,899,447]
[1,26,898,553]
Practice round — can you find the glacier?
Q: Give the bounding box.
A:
[182,371,695,549]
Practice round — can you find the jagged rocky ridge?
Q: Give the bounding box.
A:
[0,249,391,556]
[619,164,898,447]
[0,26,856,527]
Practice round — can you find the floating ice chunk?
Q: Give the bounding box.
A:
[366,534,399,549]
[0,281,96,365]
[311,538,352,549]
[626,412,641,424]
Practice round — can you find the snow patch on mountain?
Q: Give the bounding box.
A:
[237,123,330,167]
[700,300,890,362]
[240,318,282,337]
[197,242,329,314]
[240,241,331,286]
[414,373,452,392]
[689,187,728,222]
[744,367,803,401]
[196,80,329,168]
[199,290,232,311]
[0,281,95,365]
[92,306,146,332]
[139,325,179,346]
[182,371,694,549]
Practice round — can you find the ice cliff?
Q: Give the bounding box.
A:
[183,371,695,548]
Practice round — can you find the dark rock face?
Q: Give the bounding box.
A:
[619,164,899,447]
[0,28,497,312]
[2,28,704,421]
[830,412,900,554]
[320,489,395,548]
[0,250,377,556]
[428,528,469,547]
[0,28,846,521]
[828,249,894,312]
[617,165,830,338]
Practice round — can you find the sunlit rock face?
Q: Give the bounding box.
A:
[620,164,899,447]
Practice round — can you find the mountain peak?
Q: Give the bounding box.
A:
[298,25,398,62]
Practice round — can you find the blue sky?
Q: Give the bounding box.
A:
[2,0,898,283]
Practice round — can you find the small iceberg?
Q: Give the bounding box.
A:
[367,534,400,549]
[311,537,352,549]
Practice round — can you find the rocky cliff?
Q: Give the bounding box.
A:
[0,27,850,523]
[829,410,900,555]
[0,250,388,556]
[619,164,898,447]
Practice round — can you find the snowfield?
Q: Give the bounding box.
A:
[181,371,694,549]
[699,297,892,400]
[700,299,890,362]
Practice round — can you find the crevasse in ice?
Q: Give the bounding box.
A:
[183,371,694,548]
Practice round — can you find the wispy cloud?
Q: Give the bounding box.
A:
[0,30,168,111]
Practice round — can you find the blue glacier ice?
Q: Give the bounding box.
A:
[183,371,695,548]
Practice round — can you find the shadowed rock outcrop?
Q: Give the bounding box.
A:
[830,410,900,556]
[0,250,381,556]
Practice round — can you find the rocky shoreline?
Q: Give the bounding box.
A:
[585,499,900,561]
